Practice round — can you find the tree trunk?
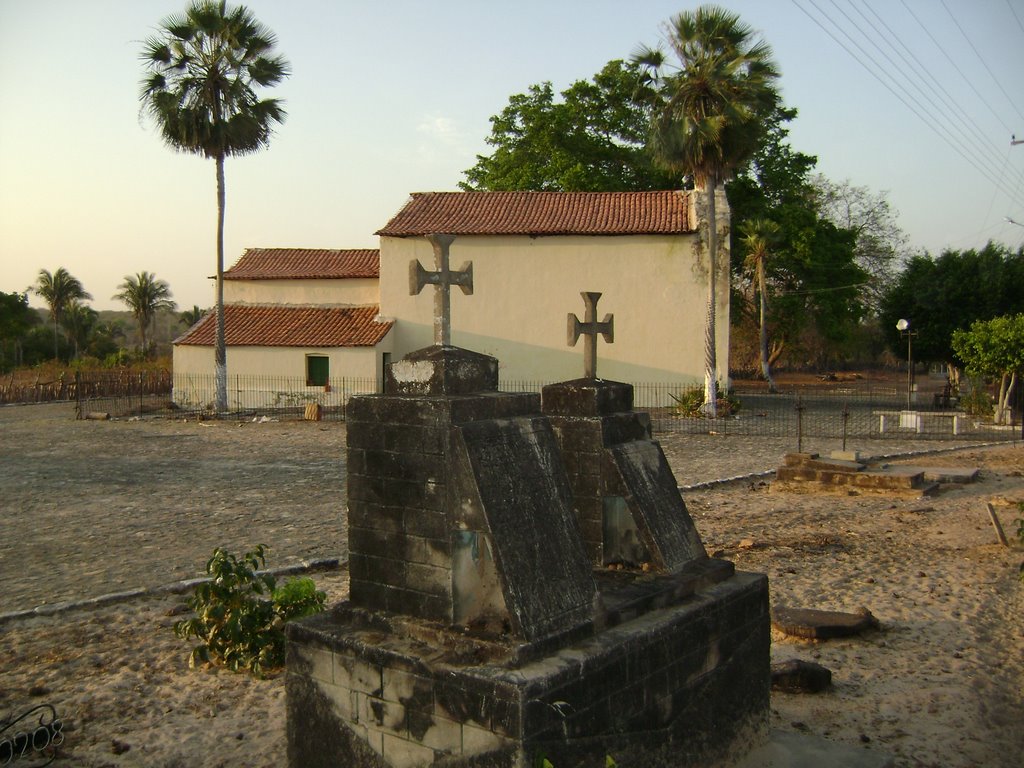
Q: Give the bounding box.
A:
[757,255,775,393]
[996,371,1016,425]
[215,153,228,413]
[703,181,719,418]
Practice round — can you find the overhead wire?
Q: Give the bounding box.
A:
[855,0,1023,194]
[830,0,1017,196]
[791,0,1024,214]
[940,0,1024,126]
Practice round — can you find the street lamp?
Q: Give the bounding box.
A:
[896,318,916,410]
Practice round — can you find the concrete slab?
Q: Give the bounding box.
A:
[887,465,980,484]
[734,729,895,768]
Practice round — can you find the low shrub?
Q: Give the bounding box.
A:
[958,383,993,419]
[174,544,326,676]
[669,385,741,417]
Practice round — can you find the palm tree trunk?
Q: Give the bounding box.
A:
[703,181,719,418]
[757,256,775,392]
[215,153,228,412]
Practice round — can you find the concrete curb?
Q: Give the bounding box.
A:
[0,557,347,627]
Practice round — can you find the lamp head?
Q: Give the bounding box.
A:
[896,318,910,332]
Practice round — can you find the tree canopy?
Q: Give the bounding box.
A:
[951,313,1024,423]
[879,242,1024,365]
[462,60,676,192]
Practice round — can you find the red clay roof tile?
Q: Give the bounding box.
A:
[224,249,380,280]
[375,191,693,237]
[174,305,392,347]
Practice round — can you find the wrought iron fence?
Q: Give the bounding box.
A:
[3,368,1014,441]
[500,379,1020,442]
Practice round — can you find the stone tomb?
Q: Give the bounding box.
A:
[285,253,769,767]
[285,346,769,767]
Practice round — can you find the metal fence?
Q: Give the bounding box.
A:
[8,369,1015,442]
[0,370,173,413]
[499,379,1020,442]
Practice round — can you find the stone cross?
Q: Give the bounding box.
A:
[409,234,474,346]
[568,292,614,379]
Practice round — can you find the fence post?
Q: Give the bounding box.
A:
[841,402,850,451]
[795,395,805,453]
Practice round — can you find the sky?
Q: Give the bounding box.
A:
[2,0,1023,312]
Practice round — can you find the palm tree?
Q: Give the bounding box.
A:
[180,305,207,328]
[113,272,177,357]
[32,267,93,361]
[740,218,780,392]
[634,6,779,416]
[140,1,289,410]
[62,300,99,360]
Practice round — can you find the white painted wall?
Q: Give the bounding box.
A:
[378,232,730,387]
[172,340,392,410]
[223,277,379,306]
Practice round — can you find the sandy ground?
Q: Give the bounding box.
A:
[1,404,1022,767]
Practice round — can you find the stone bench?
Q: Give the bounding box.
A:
[874,410,968,435]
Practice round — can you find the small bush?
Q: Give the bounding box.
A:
[959,384,993,419]
[669,385,741,417]
[174,545,326,676]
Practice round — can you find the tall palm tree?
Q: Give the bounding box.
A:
[634,6,779,416]
[32,267,92,361]
[113,272,177,357]
[62,300,99,360]
[140,1,289,410]
[740,218,780,392]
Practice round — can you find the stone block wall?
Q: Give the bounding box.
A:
[286,571,769,768]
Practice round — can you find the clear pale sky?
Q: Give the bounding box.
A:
[2,0,1023,311]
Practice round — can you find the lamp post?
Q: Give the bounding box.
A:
[896,318,915,410]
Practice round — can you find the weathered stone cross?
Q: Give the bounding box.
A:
[568,291,614,379]
[409,234,474,346]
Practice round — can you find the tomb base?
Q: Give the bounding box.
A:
[286,564,769,768]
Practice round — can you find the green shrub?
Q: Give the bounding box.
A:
[669,385,741,417]
[959,383,993,418]
[174,545,326,676]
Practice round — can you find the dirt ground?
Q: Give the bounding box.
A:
[1,403,1022,767]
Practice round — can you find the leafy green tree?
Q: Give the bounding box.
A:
[0,291,39,371]
[462,60,675,192]
[634,5,780,415]
[31,267,92,361]
[952,314,1024,424]
[141,0,289,410]
[880,243,1024,372]
[113,272,177,357]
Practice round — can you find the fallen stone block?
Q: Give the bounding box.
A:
[772,606,880,639]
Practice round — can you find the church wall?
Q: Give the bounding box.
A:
[378,233,730,388]
[172,341,391,409]
[223,277,379,306]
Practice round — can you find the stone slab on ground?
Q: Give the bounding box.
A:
[885,465,980,484]
[771,606,880,640]
[734,729,895,768]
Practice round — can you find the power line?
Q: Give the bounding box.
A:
[792,0,1024,213]
[940,0,1024,126]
